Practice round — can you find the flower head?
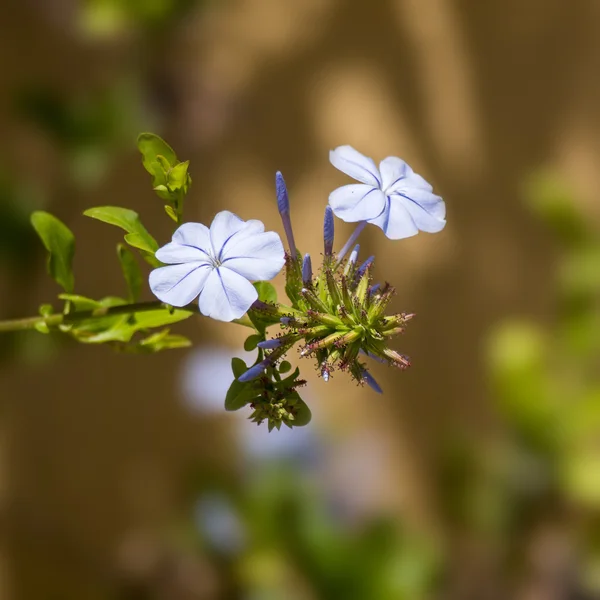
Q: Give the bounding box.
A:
[329,145,446,239]
[149,211,285,322]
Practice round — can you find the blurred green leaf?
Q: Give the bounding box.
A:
[232,357,248,379]
[254,281,277,304]
[290,394,312,427]
[524,170,590,246]
[164,204,178,222]
[30,211,75,292]
[244,334,262,351]
[117,244,142,301]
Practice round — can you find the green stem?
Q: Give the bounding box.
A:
[0,301,256,333]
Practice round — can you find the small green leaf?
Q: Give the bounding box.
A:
[291,395,312,426]
[84,206,159,266]
[137,133,177,176]
[164,204,178,222]
[117,244,142,301]
[58,294,102,311]
[244,334,262,352]
[34,321,50,334]
[225,381,257,412]
[231,357,248,379]
[254,281,277,304]
[31,211,75,292]
[279,360,292,374]
[139,330,191,352]
[167,161,190,192]
[39,304,54,317]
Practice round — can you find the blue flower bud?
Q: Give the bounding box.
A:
[238,360,269,382]
[302,253,312,285]
[280,316,293,325]
[257,338,283,350]
[362,368,383,393]
[275,171,296,257]
[323,206,334,256]
[356,255,375,279]
[275,171,289,215]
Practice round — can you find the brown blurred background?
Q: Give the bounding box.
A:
[1,1,600,599]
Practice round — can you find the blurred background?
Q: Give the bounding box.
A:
[1,0,600,598]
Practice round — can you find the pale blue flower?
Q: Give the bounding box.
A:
[329,145,446,239]
[149,211,285,322]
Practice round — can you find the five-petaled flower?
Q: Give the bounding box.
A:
[149,211,285,322]
[329,145,446,239]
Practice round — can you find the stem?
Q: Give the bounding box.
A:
[0,300,256,333]
[335,221,367,266]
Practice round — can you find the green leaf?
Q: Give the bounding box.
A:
[138,330,191,352]
[137,133,177,176]
[225,381,257,412]
[279,360,292,374]
[244,334,262,352]
[31,211,75,292]
[254,281,277,304]
[83,206,159,266]
[117,244,142,301]
[291,395,312,427]
[164,204,178,222]
[231,357,248,379]
[58,294,102,311]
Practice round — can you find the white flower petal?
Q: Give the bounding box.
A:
[329,184,387,222]
[394,190,446,232]
[329,146,382,187]
[199,267,258,322]
[380,157,434,194]
[209,211,266,258]
[379,156,412,191]
[368,197,419,239]
[149,262,212,306]
[172,222,212,254]
[156,242,211,264]
[221,232,285,280]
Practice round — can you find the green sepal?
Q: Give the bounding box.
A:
[30,211,75,293]
[117,244,142,302]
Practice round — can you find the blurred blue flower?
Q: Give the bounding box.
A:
[149,211,285,321]
[194,493,246,555]
[329,145,446,239]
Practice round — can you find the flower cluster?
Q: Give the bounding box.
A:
[149,145,446,430]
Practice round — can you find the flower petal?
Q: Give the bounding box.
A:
[172,223,212,254]
[156,242,210,264]
[329,146,382,187]
[209,211,265,259]
[198,267,258,322]
[329,184,387,222]
[380,156,433,194]
[394,190,446,233]
[222,232,285,280]
[149,262,212,306]
[368,197,419,239]
[379,156,412,191]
